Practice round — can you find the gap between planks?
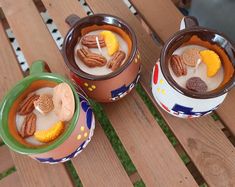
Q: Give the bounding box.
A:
[85,0,235,186]
[0,172,22,187]
[129,0,235,137]
[0,0,133,186]
[8,0,198,186]
[0,18,74,187]
[0,146,14,174]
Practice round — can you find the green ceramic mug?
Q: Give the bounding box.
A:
[0,60,95,164]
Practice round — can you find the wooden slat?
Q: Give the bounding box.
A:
[0,12,73,187]
[103,91,198,186]
[120,0,235,186]
[1,0,132,186]
[41,0,197,186]
[0,172,22,187]
[130,0,182,42]
[0,0,67,76]
[131,0,235,137]
[72,122,132,187]
[0,146,14,173]
[10,152,74,187]
[216,90,235,135]
[84,0,235,186]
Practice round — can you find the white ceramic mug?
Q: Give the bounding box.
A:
[151,16,235,118]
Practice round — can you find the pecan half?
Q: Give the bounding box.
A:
[170,55,187,77]
[77,47,107,67]
[81,35,106,48]
[18,94,40,115]
[107,50,126,71]
[19,113,37,138]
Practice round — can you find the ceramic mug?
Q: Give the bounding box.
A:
[0,60,95,164]
[62,14,141,102]
[151,16,235,118]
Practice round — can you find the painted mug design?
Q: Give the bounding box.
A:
[63,14,141,102]
[0,61,95,164]
[152,61,223,118]
[151,16,235,118]
[35,93,95,164]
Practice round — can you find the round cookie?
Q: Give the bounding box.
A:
[182,48,201,67]
[34,94,54,114]
[53,83,75,122]
[186,77,208,93]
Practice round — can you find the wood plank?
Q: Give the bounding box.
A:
[41,0,197,186]
[82,0,235,186]
[216,90,235,135]
[103,91,197,186]
[1,0,132,186]
[41,0,87,36]
[0,146,14,173]
[0,172,23,187]
[0,0,67,76]
[130,0,235,137]
[130,0,182,42]
[0,15,73,187]
[72,123,132,187]
[10,153,74,187]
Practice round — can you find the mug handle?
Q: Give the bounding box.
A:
[65,14,81,27]
[30,60,51,75]
[180,16,199,30]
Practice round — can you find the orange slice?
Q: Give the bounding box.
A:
[34,121,64,143]
[200,50,221,77]
[100,31,119,56]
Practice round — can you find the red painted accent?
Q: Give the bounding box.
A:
[71,72,83,86]
[153,63,159,84]
[160,102,170,112]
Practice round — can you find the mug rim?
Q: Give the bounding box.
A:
[160,27,235,99]
[0,72,80,154]
[62,13,138,81]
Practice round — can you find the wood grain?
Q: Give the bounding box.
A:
[130,0,235,137]
[0,0,67,76]
[10,153,74,187]
[216,90,235,135]
[0,172,22,187]
[41,0,197,186]
[72,123,132,187]
[103,91,198,186]
[1,0,132,186]
[0,146,14,173]
[130,0,182,42]
[0,18,74,187]
[84,0,235,186]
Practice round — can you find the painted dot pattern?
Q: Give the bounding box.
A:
[77,125,89,141]
[77,134,81,140]
[156,79,166,95]
[84,82,96,92]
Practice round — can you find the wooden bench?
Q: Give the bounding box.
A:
[0,0,235,186]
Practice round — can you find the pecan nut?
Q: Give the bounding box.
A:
[77,47,107,67]
[81,35,106,48]
[19,113,37,138]
[18,94,40,115]
[170,55,187,77]
[107,50,126,71]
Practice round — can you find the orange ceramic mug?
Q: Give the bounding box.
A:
[62,14,141,102]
